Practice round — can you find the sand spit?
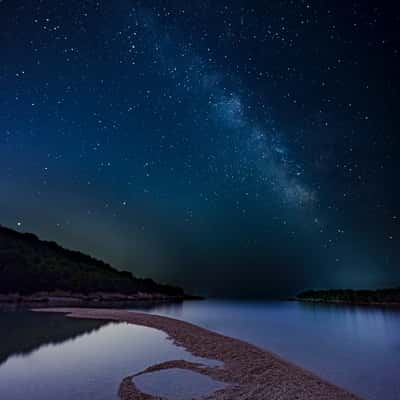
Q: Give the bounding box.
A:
[34,308,362,400]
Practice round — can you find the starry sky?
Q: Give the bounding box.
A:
[1,0,399,297]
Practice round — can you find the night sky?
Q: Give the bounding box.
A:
[1,1,399,297]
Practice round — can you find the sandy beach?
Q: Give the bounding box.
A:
[35,308,362,400]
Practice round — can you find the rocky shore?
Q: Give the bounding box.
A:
[35,308,362,400]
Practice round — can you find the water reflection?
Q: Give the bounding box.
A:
[2,302,399,400]
[0,311,219,400]
[134,368,226,400]
[0,311,106,365]
[134,300,400,400]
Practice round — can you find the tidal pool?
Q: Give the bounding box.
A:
[134,368,226,399]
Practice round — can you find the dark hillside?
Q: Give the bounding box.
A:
[0,225,183,297]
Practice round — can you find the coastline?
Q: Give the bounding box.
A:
[34,307,362,400]
[0,292,200,309]
[296,298,400,308]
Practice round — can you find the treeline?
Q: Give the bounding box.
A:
[0,225,184,296]
[297,288,400,304]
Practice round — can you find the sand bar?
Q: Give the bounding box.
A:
[34,308,362,400]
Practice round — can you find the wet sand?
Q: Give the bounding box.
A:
[34,308,362,400]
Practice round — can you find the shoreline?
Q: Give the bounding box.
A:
[296,298,400,308]
[0,292,201,309]
[34,307,362,400]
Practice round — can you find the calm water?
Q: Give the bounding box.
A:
[133,300,400,400]
[1,302,399,400]
[135,368,226,399]
[0,311,220,400]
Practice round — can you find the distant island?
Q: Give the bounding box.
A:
[297,288,400,306]
[0,224,193,306]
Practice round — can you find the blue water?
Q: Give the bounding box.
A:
[0,311,220,400]
[134,300,400,400]
[134,368,226,400]
[1,302,399,400]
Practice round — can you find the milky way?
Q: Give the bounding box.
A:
[1,1,399,296]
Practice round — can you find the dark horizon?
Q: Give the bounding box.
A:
[1,1,399,297]
[1,221,399,300]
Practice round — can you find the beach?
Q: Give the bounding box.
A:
[35,308,361,400]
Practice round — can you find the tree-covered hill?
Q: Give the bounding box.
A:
[0,225,184,297]
[297,288,400,305]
